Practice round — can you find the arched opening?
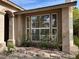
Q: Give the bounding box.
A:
[4,10,13,46]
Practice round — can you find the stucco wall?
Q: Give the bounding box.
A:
[14,15,26,46]
[62,7,78,54]
[0,13,5,43]
[0,12,6,52]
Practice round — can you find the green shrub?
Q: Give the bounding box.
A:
[6,41,15,54]
[74,36,79,59]
[76,53,79,59]
[40,42,48,49]
[21,39,59,50]
[21,38,30,47]
[21,37,59,50]
[74,36,79,48]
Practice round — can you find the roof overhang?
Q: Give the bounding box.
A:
[0,0,24,11]
[14,1,77,15]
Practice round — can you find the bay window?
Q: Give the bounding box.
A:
[25,13,58,41]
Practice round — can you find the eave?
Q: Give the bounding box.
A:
[0,0,24,11]
[14,1,77,15]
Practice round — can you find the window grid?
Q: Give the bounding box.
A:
[25,13,58,41]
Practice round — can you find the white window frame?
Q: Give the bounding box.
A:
[25,16,30,40]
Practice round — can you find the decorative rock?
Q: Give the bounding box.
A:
[15,47,26,53]
[37,51,50,58]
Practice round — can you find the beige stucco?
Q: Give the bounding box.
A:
[15,15,23,46]
[0,13,5,43]
[14,15,26,46]
[62,7,78,54]
[62,7,73,54]
[0,12,6,52]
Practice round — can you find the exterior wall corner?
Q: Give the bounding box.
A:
[62,7,78,54]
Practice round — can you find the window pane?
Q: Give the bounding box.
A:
[40,15,50,27]
[26,17,30,28]
[40,29,49,41]
[27,29,30,40]
[41,29,49,35]
[51,14,57,27]
[32,29,39,40]
[41,35,49,41]
[31,16,39,28]
[52,29,57,35]
[51,35,57,41]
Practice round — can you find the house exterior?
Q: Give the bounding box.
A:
[0,0,78,54]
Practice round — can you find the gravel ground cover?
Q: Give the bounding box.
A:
[0,47,75,59]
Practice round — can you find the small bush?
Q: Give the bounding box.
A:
[21,36,59,50]
[74,36,79,59]
[76,53,79,59]
[6,41,15,54]
[74,36,79,48]
[21,38,59,50]
[21,40,31,47]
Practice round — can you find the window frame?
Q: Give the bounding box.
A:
[25,13,58,42]
[31,14,50,41]
[51,13,58,42]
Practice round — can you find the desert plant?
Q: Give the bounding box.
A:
[74,36,79,48]
[21,36,32,47]
[76,53,79,59]
[6,41,15,54]
[4,41,15,55]
[74,36,79,59]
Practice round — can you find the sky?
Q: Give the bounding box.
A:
[10,0,79,10]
